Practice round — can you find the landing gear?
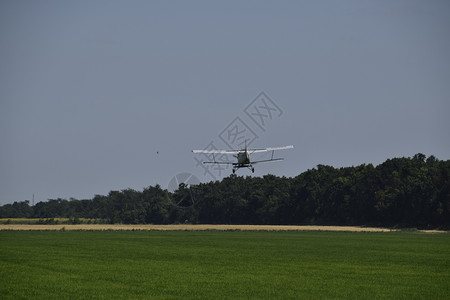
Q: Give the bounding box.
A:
[231,165,254,174]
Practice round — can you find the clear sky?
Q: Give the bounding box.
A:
[1,0,449,205]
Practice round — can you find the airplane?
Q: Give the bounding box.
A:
[192,142,294,174]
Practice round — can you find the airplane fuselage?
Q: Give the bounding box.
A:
[236,151,250,165]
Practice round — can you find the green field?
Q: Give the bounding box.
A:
[1,230,449,299]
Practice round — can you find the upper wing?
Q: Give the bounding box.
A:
[192,149,239,154]
[249,145,294,154]
[193,145,294,154]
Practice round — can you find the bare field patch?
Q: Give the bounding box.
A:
[0,224,403,232]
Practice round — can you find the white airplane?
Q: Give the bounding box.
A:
[192,143,294,174]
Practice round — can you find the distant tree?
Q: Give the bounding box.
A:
[142,185,170,224]
[0,201,32,218]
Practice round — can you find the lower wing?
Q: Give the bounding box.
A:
[202,161,236,165]
[202,158,284,165]
[252,158,284,164]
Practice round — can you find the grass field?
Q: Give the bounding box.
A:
[1,230,449,299]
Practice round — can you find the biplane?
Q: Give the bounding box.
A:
[192,142,294,174]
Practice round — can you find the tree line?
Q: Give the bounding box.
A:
[1,153,449,229]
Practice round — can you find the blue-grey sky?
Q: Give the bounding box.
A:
[1,1,449,205]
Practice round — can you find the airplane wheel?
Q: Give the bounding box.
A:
[252,168,255,173]
[232,169,235,174]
